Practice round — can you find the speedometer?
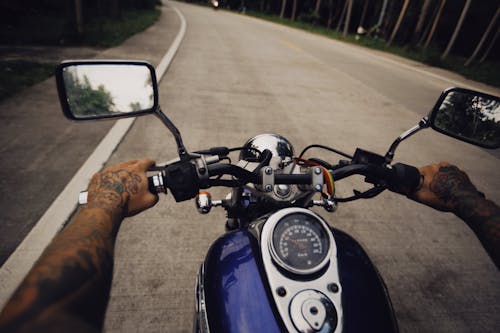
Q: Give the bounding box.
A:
[269,212,331,275]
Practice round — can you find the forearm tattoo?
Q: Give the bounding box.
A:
[430,166,500,269]
[0,168,144,331]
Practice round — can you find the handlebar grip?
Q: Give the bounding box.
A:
[389,163,422,196]
[148,172,167,195]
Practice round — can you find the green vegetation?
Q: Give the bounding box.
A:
[245,10,500,87]
[80,8,161,47]
[0,61,55,101]
[63,71,115,116]
[0,1,161,101]
[0,8,161,48]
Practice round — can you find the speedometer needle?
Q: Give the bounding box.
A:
[289,238,306,250]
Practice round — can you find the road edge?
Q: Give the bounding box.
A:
[0,4,187,308]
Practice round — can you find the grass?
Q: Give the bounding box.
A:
[0,61,56,101]
[246,11,500,88]
[1,8,161,48]
[80,8,162,47]
[0,7,161,101]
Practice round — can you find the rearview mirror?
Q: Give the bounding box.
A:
[55,61,158,120]
[429,87,500,149]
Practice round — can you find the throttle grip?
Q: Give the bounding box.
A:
[388,163,422,196]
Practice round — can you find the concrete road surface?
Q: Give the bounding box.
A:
[1,0,499,332]
[101,2,500,332]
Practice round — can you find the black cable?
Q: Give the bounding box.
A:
[228,146,262,157]
[299,144,353,160]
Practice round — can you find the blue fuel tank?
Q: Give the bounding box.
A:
[195,226,398,333]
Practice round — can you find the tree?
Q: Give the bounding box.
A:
[64,71,115,117]
[465,5,500,66]
[423,0,446,49]
[412,0,431,44]
[343,0,353,37]
[280,0,287,18]
[387,0,410,47]
[291,0,298,21]
[336,0,348,31]
[75,0,84,34]
[479,26,500,63]
[327,0,336,28]
[441,0,472,60]
[358,0,370,31]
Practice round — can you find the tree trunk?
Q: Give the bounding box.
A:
[291,0,298,21]
[280,0,287,18]
[336,0,348,31]
[327,0,335,29]
[413,0,431,42]
[424,0,446,49]
[343,0,353,37]
[75,0,84,34]
[358,0,370,30]
[315,0,322,15]
[375,0,389,36]
[465,6,500,66]
[387,0,410,47]
[479,26,500,63]
[419,0,440,45]
[441,0,472,59]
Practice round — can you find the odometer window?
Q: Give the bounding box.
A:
[271,213,330,274]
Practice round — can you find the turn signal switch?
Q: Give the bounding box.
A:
[195,192,223,214]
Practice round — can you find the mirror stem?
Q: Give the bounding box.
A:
[385,117,430,163]
[155,107,188,159]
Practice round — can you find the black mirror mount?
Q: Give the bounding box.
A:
[385,117,430,164]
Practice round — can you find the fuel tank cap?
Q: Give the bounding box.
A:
[289,290,337,333]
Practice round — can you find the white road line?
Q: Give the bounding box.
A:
[0,5,187,307]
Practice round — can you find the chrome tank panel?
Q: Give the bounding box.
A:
[196,217,398,333]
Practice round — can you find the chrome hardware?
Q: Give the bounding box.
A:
[289,290,337,333]
[78,191,88,205]
[151,172,167,193]
[314,167,322,175]
[311,168,324,192]
[312,199,337,213]
[275,184,292,198]
[260,208,343,333]
[240,133,294,161]
[261,167,275,192]
[195,192,222,214]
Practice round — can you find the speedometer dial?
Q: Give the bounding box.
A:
[270,213,330,275]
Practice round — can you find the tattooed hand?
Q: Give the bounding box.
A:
[411,162,500,269]
[87,158,159,218]
[411,162,481,213]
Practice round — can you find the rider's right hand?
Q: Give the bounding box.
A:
[410,161,482,214]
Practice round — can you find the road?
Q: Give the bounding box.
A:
[2,1,500,332]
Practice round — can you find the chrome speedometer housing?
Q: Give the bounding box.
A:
[268,210,333,275]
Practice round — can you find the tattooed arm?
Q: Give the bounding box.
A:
[0,159,158,332]
[412,162,500,269]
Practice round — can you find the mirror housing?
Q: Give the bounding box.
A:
[429,87,500,149]
[55,60,159,120]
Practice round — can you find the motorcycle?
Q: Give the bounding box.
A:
[55,60,500,333]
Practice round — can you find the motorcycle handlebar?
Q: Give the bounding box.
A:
[146,161,422,199]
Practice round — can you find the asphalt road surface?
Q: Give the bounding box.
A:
[3,1,500,332]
